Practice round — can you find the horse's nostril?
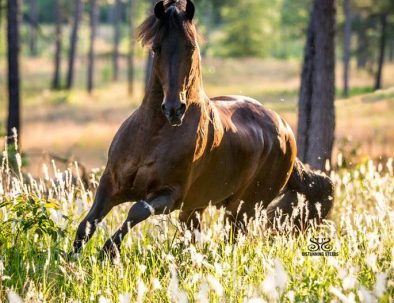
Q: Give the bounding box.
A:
[178,103,186,115]
[161,103,167,113]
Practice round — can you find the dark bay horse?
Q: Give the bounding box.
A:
[71,0,334,258]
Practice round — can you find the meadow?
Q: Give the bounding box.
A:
[0,35,394,303]
[0,141,393,302]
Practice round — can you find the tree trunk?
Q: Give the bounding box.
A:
[0,0,4,34]
[297,0,336,171]
[87,0,98,93]
[28,0,38,56]
[389,37,394,62]
[374,13,387,91]
[355,14,369,70]
[7,0,21,144]
[52,0,62,90]
[356,27,367,69]
[342,0,351,97]
[0,0,3,25]
[127,0,136,95]
[112,0,121,81]
[66,0,83,90]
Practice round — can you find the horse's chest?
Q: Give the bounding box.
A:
[113,135,192,198]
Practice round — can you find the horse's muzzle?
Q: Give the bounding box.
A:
[161,102,186,126]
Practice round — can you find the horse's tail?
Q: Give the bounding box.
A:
[288,158,334,218]
[267,158,334,230]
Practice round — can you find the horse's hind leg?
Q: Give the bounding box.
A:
[266,159,334,231]
[179,208,204,243]
[71,173,115,255]
[266,187,298,230]
[223,198,253,242]
[100,192,176,259]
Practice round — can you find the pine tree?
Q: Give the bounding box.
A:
[7,0,21,144]
[297,0,336,171]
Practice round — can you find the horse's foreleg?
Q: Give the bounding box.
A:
[71,174,114,256]
[100,193,176,259]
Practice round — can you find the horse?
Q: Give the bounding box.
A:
[70,0,334,259]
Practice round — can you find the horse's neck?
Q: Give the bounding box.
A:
[139,75,165,131]
[142,75,164,111]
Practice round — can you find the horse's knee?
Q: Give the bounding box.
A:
[147,192,177,214]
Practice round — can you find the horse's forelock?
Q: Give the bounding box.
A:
[136,0,196,47]
[164,0,185,10]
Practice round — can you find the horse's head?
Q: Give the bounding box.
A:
[138,0,199,126]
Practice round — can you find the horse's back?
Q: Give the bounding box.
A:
[211,95,262,109]
[211,95,294,143]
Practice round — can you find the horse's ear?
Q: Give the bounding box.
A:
[186,0,195,21]
[154,1,165,19]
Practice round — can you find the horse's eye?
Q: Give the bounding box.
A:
[152,45,161,54]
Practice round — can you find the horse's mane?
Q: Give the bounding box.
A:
[136,0,197,47]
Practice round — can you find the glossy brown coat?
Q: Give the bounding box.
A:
[71,0,334,258]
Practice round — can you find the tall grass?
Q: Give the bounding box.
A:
[0,144,393,302]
